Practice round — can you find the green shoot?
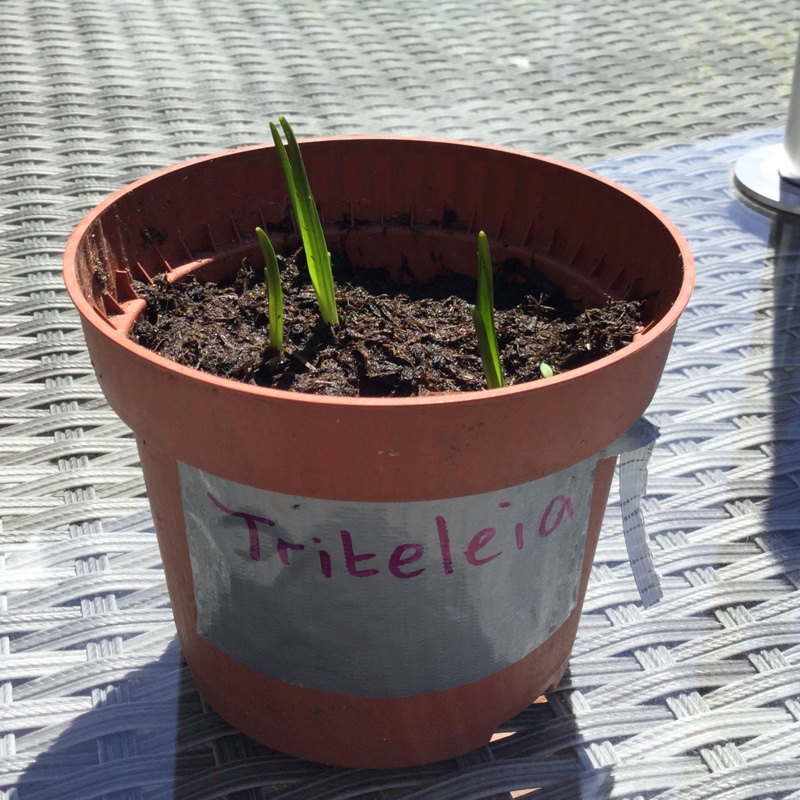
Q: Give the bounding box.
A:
[270,116,339,326]
[256,227,284,354]
[470,231,504,389]
[540,362,554,379]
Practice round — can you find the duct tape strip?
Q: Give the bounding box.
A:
[619,440,662,607]
[603,417,662,608]
[179,418,661,697]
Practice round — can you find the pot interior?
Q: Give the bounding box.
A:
[70,138,691,338]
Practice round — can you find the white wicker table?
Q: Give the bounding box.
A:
[2,2,799,798]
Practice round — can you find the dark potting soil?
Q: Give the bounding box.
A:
[132,253,643,397]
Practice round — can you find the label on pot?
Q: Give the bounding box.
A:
[179,457,602,698]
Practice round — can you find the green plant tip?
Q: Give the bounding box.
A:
[256,226,284,355]
[471,230,504,390]
[270,117,339,327]
[540,363,554,378]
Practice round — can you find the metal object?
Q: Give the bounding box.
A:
[735,32,800,213]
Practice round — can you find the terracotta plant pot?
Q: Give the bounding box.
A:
[63,137,693,768]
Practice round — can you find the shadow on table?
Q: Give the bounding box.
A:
[762,211,800,575]
[9,640,605,800]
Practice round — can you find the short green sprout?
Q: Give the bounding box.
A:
[470,231,504,389]
[270,116,339,327]
[540,362,554,379]
[256,227,284,355]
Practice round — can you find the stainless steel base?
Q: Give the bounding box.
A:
[734,143,800,215]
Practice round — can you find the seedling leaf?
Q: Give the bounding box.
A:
[256,227,284,354]
[270,117,339,326]
[471,231,504,389]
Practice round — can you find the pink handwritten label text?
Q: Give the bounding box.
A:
[205,489,574,580]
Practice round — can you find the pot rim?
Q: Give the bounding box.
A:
[63,135,695,409]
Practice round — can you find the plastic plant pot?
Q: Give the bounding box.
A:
[63,137,694,768]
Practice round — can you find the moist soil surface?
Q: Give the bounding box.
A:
[132,253,643,397]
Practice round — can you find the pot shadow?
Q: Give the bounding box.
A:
[760,211,800,577]
[7,635,604,800]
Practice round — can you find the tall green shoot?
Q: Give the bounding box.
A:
[471,231,504,389]
[270,116,339,326]
[256,227,284,355]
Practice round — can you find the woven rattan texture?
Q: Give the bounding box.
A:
[2,0,800,797]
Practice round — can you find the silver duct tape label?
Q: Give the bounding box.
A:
[178,457,599,698]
